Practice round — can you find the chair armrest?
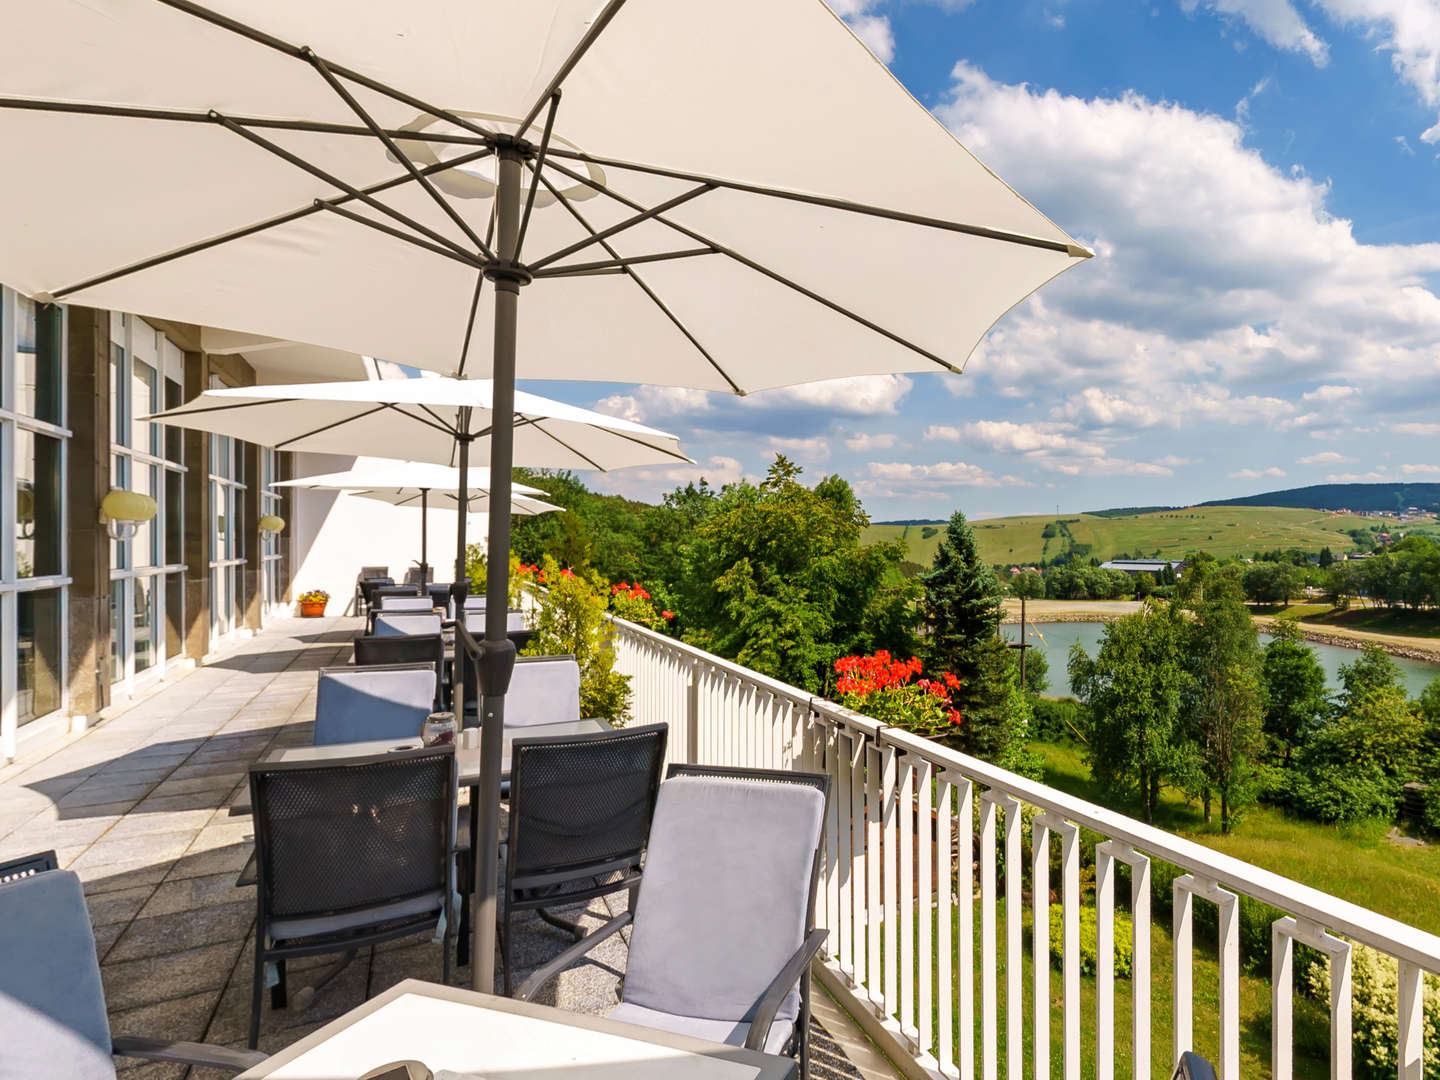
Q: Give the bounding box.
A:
[1173,1052,1218,1080]
[514,910,632,1002]
[743,928,828,1053]
[112,1035,268,1073]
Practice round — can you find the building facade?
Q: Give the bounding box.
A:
[0,286,297,763]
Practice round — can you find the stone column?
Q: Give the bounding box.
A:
[180,348,211,661]
[242,442,263,631]
[63,307,112,719]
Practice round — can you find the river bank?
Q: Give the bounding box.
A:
[1002,598,1440,664]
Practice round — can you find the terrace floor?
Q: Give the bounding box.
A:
[0,617,883,1079]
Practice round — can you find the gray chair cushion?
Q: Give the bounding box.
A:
[0,870,117,1080]
[507,655,581,728]
[314,666,437,745]
[622,775,825,1026]
[463,610,527,634]
[373,613,443,637]
[378,596,434,612]
[607,1001,794,1055]
[269,889,444,940]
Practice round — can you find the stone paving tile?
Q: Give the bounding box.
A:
[101,939,244,1012]
[165,840,253,882]
[110,988,220,1074]
[69,830,200,872]
[107,899,255,963]
[87,883,159,928]
[137,870,252,918]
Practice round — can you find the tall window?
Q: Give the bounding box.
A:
[1,286,68,756]
[109,315,185,692]
[209,378,246,643]
[260,447,284,613]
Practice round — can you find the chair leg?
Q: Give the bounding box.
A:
[536,908,587,942]
[249,938,266,1050]
[798,970,812,1080]
[500,911,512,997]
[270,958,287,1010]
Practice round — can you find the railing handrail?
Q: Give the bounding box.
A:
[611,614,1440,972]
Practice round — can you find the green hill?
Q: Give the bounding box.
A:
[863,505,1427,566]
[1199,482,1440,513]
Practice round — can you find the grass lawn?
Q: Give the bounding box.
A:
[1030,740,1440,936]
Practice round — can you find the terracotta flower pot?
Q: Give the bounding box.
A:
[299,601,327,617]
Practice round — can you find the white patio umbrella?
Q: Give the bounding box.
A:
[276,461,555,585]
[0,0,1093,985]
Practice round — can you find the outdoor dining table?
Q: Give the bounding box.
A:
[236,979,797,1078]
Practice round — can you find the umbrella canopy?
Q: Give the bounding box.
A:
[148,378,689,471]
[0,2,1088,388]
[1,0,1092,989]
[277,461,557,584]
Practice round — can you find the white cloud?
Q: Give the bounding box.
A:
[592,374,911,429]
[1155,455,1195,467]
[844,432,898,451]
[1044,10,1066,28]
[1400,462,1440,476]
[1395,422,1440,435]
[1229,466,1288,478]
[584,455,747,500]
[755,374,913,415]
[766,435,832,462]
[593,386,711,423]
[867,460,1022,487]
[1301,384,1362,403]
[1312,0,1440,141]
[1397,134,1416,155]
[1183,0,1330,64]
[1298,450,1357,464]
[825,0,895,62]
[1236,77,1272,125]
[936,64,1440,420]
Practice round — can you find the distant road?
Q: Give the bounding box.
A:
[1001,598,1141,623]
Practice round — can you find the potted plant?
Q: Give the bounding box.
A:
[297,589,330,617]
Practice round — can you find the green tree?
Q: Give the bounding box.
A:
[1242,561,1301,606]
[952,635,1039,775]
[520,556,631,721]
[1259,620,1329,767]
[1068,601,1193,823]
[1181,574,1265,832]
[1009,569,1046,600]
[676,456,919,692]
[922,510,1002,682]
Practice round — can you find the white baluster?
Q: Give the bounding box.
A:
[1033,814,1051,1080]
[901,756,918,1043]
[1398,960,1424,1080]
[866,742,884,1011]
[918,759,935,1059]
[980,791,999,1080]
[1173,876,1239,1080]
[883,745,900,1020]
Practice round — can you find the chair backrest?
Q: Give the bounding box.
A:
[249,748,455,924]
[0,848,58,884]
[372,612,443,638]
[621,767,829,1026]
[403,565,435,586]
[426,583,454,610]
[462,595,487,610]
[378,595,434,612]
[314,663,437,746]
[463,609,527,634]
[359,566,390,581]
[359,577,395,607]
[375,584,422,600]
[353,635,445,711]
[462,653,581,726]
[506,724,668,885]
[0,869,117,1080]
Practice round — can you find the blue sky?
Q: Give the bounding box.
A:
[525,0,1440,520]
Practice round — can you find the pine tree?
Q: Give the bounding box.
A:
[922,509,1002,680]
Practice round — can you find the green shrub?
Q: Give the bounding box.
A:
[1306,942,1440,1080]
[1031,697,1087,744]
[1047,903,1133,978]
[521,556,631,722]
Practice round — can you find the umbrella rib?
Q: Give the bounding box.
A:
[153,0,499,142]
[542,146,1086,257]
[527,183,716,271]
[415,403,461,435]
[516,92,562,260]
[273,403,393,449]
[530,248,717,278]
[524,419,606,472]
[456,210,498,378]
[315,201,485,270]
[515,0,630,139]
[537,170,743,394]
[543,157,961,373]
[213,113,484,265]
[384,404,464,440]
[302,48,495,262]
[0,97,489,145]
[49,145,493,300]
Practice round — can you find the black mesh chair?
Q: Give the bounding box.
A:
[0,848,57,884]
[314,663,438,746]
[496,723,668,994]
[426,582,455,613]
[247,747,457,1049]
[0,862,268,1076]
[1174,1053,1218,1080]
[354,634,447,712]
[373,612,444,638]
[357,575,394,614]
[517,765,830,1078]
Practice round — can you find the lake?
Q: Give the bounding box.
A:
[1001,620,1440,699]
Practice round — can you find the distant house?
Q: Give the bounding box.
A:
[1099,558,1185,577]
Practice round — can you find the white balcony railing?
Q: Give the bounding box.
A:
[610,616,1440,1080]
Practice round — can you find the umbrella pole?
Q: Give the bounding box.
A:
[470,144,524,989]
[419,488,429,588]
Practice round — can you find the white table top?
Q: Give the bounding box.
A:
[237,980,796,1079]
[260,717,612,786]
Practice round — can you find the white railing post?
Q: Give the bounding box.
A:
[1273,917,1352,1080]
[1174,875,1239,1080]
[918,758,935,1061]
[1096,841,1151,1080]
[901,755,918,1045]
[1397,960,1424,1080]
[1033,813,1051,1080]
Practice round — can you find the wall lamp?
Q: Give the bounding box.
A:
[99,489,158,542]
[258,514,286,537]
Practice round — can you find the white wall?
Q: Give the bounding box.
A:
[288,452,487,615]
